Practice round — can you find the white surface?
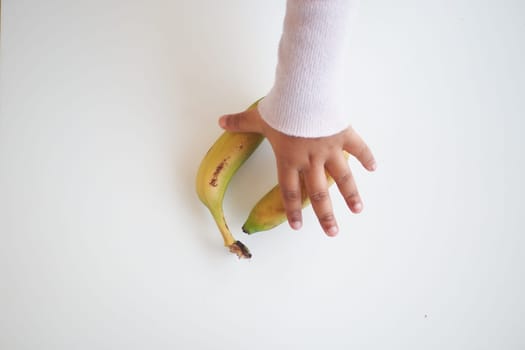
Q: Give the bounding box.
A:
[1,1,523,349]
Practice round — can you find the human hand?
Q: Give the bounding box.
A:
[219,107,376,237]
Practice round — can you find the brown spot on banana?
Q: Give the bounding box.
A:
[209,157,230,187]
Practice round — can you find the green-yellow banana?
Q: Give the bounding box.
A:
[195,100,264,258]
[242,151,350,234]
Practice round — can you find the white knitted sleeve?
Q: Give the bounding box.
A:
[258,0,358,138]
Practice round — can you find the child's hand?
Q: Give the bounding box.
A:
[219,107,376,237]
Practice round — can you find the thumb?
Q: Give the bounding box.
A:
[218,107,262,133]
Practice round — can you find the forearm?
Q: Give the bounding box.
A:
[258,0,359,138]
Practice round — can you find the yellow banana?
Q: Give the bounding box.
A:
[242,152,349,234]
[195,100,264,258]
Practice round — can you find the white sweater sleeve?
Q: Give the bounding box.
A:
[258,0,358,138]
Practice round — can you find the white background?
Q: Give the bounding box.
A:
[1,0,523,349]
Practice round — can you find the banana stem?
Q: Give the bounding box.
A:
[211,210,251,259]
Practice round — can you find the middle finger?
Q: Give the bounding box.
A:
[302,164,338,236]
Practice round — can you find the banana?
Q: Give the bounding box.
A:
[242,151,349,234]
[195,100,264,258]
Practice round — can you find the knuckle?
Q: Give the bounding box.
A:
[319,212,335,224]
[227,114,240,129]
[283,190,300,201]
[345,191,360,204]
[232,115,241,128]
[336,172,352,185]
[288,210,302,221]
[310,190,329,202]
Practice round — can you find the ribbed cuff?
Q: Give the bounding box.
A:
[259,0,358,138]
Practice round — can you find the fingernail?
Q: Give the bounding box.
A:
[369,162,377,171]
[353,202,363,213]
[327,226,339,236]
[291,221,302,230]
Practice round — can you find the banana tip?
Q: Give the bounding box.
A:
[242,224,260,235]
